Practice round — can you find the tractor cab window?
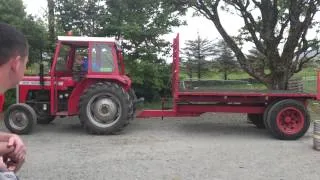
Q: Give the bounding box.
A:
[91,43,115,72]
[73,47,89,72]
[55,44,70,72]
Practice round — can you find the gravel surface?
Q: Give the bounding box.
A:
[0,113,319,180]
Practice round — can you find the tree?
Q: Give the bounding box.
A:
[173,0,320,90]
[214,40,239,80]
[0,0,48,65]
[101,0,186,60]
[181,33,215,80]
[0,0,48,107]
[247,48,268,71]
[98,0,186,100]
[55,0,106,36]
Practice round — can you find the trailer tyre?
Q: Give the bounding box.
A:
[266,99,310,140]
[263,101,279,131]
[4,103,37,134]
[247,114,265,129]
[79,82,131,135]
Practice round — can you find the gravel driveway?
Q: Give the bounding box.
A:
[0,113,319,180]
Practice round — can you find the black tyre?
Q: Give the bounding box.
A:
[263,101,278,131]
[79,82,132,135]
[265,99,310,140]
[4,103,37,134]
[247,114,265,129]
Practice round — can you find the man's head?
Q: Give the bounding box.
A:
[0,23,29,93]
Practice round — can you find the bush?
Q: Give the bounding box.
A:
[4,88,16,109]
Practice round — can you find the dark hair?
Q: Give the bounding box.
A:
[0,22,29,66]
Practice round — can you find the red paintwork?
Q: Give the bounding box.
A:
[276,107,304,135]
[136,110,201,118]
[177,104,265,114]
[18,76,75,103]
[67,80,93,115]
[85,74,131,90]
[136,34,320,118]
[0,94,4,112]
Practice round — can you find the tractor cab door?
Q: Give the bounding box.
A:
[50,42,72,115]
[50,42,89,115]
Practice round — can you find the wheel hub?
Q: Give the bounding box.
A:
[9,111,28,130]
[92,98,118,123]
[276,107,304,135]
[284,117,292,124]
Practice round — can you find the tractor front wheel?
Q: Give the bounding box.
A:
[4,103,37,134]
[79,82,132,135]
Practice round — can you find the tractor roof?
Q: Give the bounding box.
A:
[57,36,117,43]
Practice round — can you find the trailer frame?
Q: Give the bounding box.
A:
[137,34,319,140]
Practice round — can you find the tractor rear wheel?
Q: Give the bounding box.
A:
[4,103,37,134]
[247,114,265,129]
[265,99,310,140]
[79,82,132,135]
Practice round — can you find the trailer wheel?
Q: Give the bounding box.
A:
[4,103,37,134]
[247,114,265,129]
[266,99,310,140]
[79,82,131,135]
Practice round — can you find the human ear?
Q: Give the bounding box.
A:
[10,56,22,73]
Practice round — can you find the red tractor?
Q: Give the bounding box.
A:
[2,36,141,135]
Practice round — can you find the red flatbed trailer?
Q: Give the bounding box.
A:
[137,34,320,140]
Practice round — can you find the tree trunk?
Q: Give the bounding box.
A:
[267,72,289,90]
[47,0,55,50]
[224,70,227,80]
[197,60,201,80]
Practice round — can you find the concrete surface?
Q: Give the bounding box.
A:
[0,113,319,180]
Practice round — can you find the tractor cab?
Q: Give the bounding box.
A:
[3,36,138,135]
[52,36,125,82]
